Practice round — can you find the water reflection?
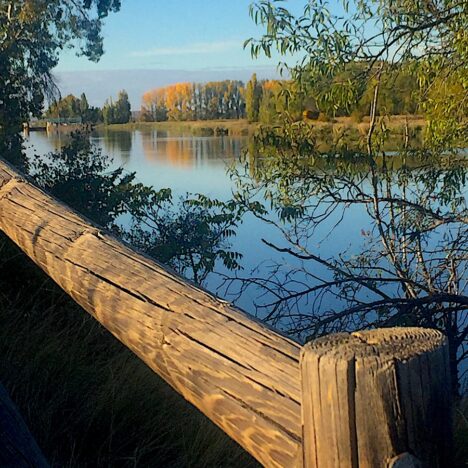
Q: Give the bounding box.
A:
[100,130,133,162]
[228,143,468,393]
[24,129,467,392]
[139,130,247,167]
[25,128,248,199]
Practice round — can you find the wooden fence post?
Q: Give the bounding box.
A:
[300,328,452,468]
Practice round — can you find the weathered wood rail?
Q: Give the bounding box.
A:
[0,158,453,467]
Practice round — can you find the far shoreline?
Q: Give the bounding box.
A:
[95,115,426,136]
[96,119,258,136]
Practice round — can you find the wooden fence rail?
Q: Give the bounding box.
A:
[0,158,453,467]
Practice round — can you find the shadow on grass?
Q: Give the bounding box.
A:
[0,234,258,467]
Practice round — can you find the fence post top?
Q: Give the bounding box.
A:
[300,327,452,468]
[301,327,446,362]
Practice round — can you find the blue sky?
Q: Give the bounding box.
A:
[57,0,286,72]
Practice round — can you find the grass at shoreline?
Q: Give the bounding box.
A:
[99,119,258,136]
[96,116,427,153]
[0,234,257,467]
[99,115,427,138]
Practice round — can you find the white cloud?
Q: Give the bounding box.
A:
[130,40,242,58]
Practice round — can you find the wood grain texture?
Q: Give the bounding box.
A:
[300,328,452,468]
[0,159,302,468]
[0,383,49,468]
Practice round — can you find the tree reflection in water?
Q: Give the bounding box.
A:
[224,134,467,393]
[28,131,468,393]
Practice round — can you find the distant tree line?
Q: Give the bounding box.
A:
[139,66,428,125]
[46,61,461,128]
[45,90,132,125]
[245,65,423,124]
[102,91,132,125]
[46,93,102,124]
[141,81,246,122]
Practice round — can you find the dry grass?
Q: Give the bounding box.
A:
[104,116,426,135]
[102,119,257,137]
[0,234,257,467]
[102,115,427,148]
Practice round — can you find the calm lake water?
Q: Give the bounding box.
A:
[25,129,364,317]
[24,128,467,341]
